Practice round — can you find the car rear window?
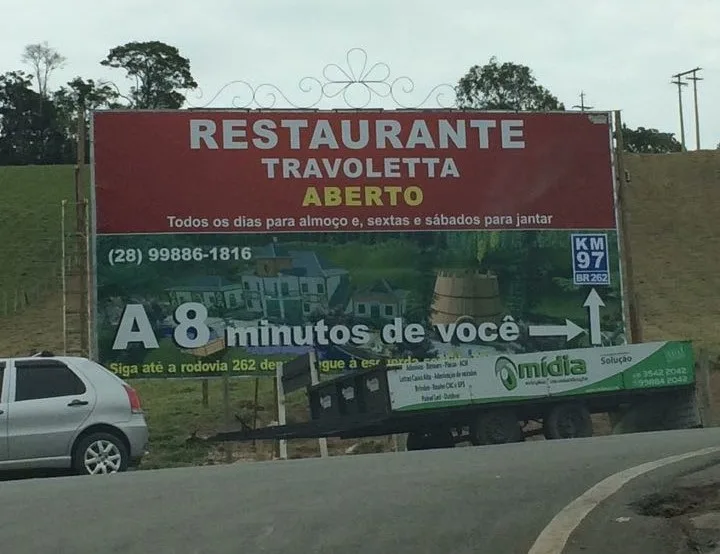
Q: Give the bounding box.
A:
[14,359,87,401]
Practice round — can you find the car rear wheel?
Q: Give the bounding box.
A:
[73,432,129,475]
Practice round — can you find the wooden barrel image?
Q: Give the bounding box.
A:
[429,270,504,327]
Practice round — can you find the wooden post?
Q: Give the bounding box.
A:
[275,366,288,460]
[223,372,233,463]
[272,374,280,459]
[308,350,329,458]
[201,379,209,408]
[61,199,68,356]
[75,103,89,357]
[697,348,714,427]
[84,200,93,358]
[613,111,643,344]
[251,377,260,452]
[222,375,231,421]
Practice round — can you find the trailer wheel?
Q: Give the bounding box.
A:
[470,410,524,446]
[612,390,703,434]
[406,429,454,451]
[661,389,703,430]
[544,403,593,439]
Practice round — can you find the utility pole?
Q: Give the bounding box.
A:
[572,91,593,112]
[686,68,703,149]
[670,74,688,151]
[671,67,702,151]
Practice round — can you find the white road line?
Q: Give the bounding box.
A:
[528,445,720,554]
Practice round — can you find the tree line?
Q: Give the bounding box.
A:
[0,41,196,165]
[0,40,693,166]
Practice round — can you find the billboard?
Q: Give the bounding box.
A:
[91,110,626,380]
[386,341,694,412]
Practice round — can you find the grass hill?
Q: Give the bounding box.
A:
[0,151,718,467]
[624,151,720,355]
[0,166,77,295]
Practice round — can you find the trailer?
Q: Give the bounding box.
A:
[194,340,702,451]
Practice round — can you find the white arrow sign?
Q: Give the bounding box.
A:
[583,288,605,346]
[528,319,584,342]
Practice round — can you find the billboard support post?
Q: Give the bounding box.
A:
[613,110,643,343]
[60,200,67,355]
[696,348,713,427]
[84,199,92,357]
[75,104,89,358]
[251,378,260,451]
[201,379,209,408]
[222,370,233,463]
[275,365,288,460]
[309,350,329,458]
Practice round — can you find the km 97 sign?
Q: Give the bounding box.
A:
[91,109,626,380]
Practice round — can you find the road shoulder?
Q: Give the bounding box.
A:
[563,454,720,554]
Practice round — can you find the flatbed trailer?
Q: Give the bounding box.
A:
[195,340,702,451]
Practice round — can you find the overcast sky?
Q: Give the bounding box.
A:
[3,0,718,149]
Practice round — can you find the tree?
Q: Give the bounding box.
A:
[0,71,72,165]
[54,77,121,162]
[100,41,198,109]
[622,125,682,154]
[456,57,564,111]
[21,42,66,98]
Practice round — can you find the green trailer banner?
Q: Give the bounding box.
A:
[386,341,695,412]
[92,110,627,379]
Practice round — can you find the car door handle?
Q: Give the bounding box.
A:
[67,399,89,407]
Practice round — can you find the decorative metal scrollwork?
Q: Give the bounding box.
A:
[185,48,458,110]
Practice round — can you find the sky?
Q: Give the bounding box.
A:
[2,0,718,149]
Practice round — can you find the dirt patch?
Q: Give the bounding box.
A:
[632,484,720,518]
[631,483,720,553]
[0,274,83,357]
[0,293,66,356]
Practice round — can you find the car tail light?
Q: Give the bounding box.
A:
[124,384,143,414]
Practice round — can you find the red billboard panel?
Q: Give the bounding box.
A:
[92,111,616,235]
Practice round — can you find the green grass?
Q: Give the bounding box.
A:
[131,373,353,468]
[131,377,288,468]
[0,165,87,293]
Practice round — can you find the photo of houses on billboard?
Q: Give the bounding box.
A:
[164,242,408,327]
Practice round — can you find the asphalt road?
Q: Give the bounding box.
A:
[3,428,720,554]
[564,449,720,554]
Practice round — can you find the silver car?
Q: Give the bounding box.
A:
[0,355,149,475]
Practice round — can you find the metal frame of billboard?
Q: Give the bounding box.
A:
[182,47,458,111]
